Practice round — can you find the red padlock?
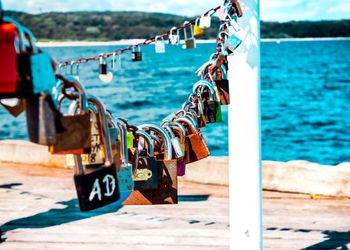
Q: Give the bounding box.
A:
[0,23,18,94]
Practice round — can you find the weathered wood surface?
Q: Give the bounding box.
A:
[0,163,349,249]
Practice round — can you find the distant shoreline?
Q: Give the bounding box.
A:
[37,37,350,47]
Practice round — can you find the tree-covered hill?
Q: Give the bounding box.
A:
[3,10,350,40]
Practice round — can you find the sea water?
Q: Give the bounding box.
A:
[0,40,349,165]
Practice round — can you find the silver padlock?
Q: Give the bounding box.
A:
[155,36,166,53]
[199,13,211,29]
[183,21,196,49]
[169,27,180,45]
[162,123,185,159]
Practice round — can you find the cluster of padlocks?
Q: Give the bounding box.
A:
[0,0,243,211]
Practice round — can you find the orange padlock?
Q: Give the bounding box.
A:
[0,22,18,95]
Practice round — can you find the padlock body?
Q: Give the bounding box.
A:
[185,39,196,49]
[194,25,205,37]
[0,23,18,96]
[117,164,134,202]
[134,156,159,191]
[177,160,186,176]
[215,79,230,105]
[123,159,178,205]
[169,35,180,45]
[185,132,210,164]
[74,164,120,211]
[31,52,56,94]
[49,113,92,154]
[203,100,219,123]
[155,42,166,53]
[132,52,142,61]
[225,34,242,54]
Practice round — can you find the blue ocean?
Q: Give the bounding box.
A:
[0,40,349,165]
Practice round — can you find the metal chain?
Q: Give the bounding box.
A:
[58,5,222,68]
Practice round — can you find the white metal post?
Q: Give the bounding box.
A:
[228,0,262,249]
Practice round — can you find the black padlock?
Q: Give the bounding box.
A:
[134,130,159,191]
[193,80,221,123]
[132,46,142,62]
[73,95,120,212]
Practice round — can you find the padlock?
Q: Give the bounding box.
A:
[99,54,113,83]
[169,27,180,45]
[66,101,112,168]
[227,0,243,18]
[125,124,177,205]
[182,96,206,129]
[162,124,184,159]
[73,95,120,212]
[122,129,160,205]
[200,61,230,106]
[154,36,166,53]
[183,21,196,49]
[171,122,187,176]
[21,25,57,96]
[0,98,25,117]
[163,123,186,177]
[193,80,222,123]
[114,119,134,203]
[221,31,242,54]
[111,52,122,71]
[0,22,18,96]
[193,18,205,37]
[127,130,160,195]
[213,64,230,105]
[25,91,61,145]
[48,76,91,154]
[105,111,121,168]
[199,14,211,29]
[132,46,142,62]
[174,117,210,164]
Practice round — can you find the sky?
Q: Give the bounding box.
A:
[2,0,350,22]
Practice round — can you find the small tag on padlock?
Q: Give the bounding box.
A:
[134,169,153,181]
[172,137,185,158]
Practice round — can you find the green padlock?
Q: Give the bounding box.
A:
[127,131,134,149]
[216,101,223,123]
[117,131,133,149]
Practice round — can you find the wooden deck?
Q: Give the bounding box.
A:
[0,163,349,249]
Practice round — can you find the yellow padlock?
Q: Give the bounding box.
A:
[193,18,205,37]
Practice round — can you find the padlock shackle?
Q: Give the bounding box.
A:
[3,17,26,53]
[174,117,199,135]
[135,130,154,157]
[193,80,217,101]
[170,122,187,143]
[170,26,178,36]
[62,75,89,114]
[138,124,173,160]
[183,21,194,40]
[22,26,38,54]
[115,118,129,165]
[162,124,176,139]
[87,95,114,167]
